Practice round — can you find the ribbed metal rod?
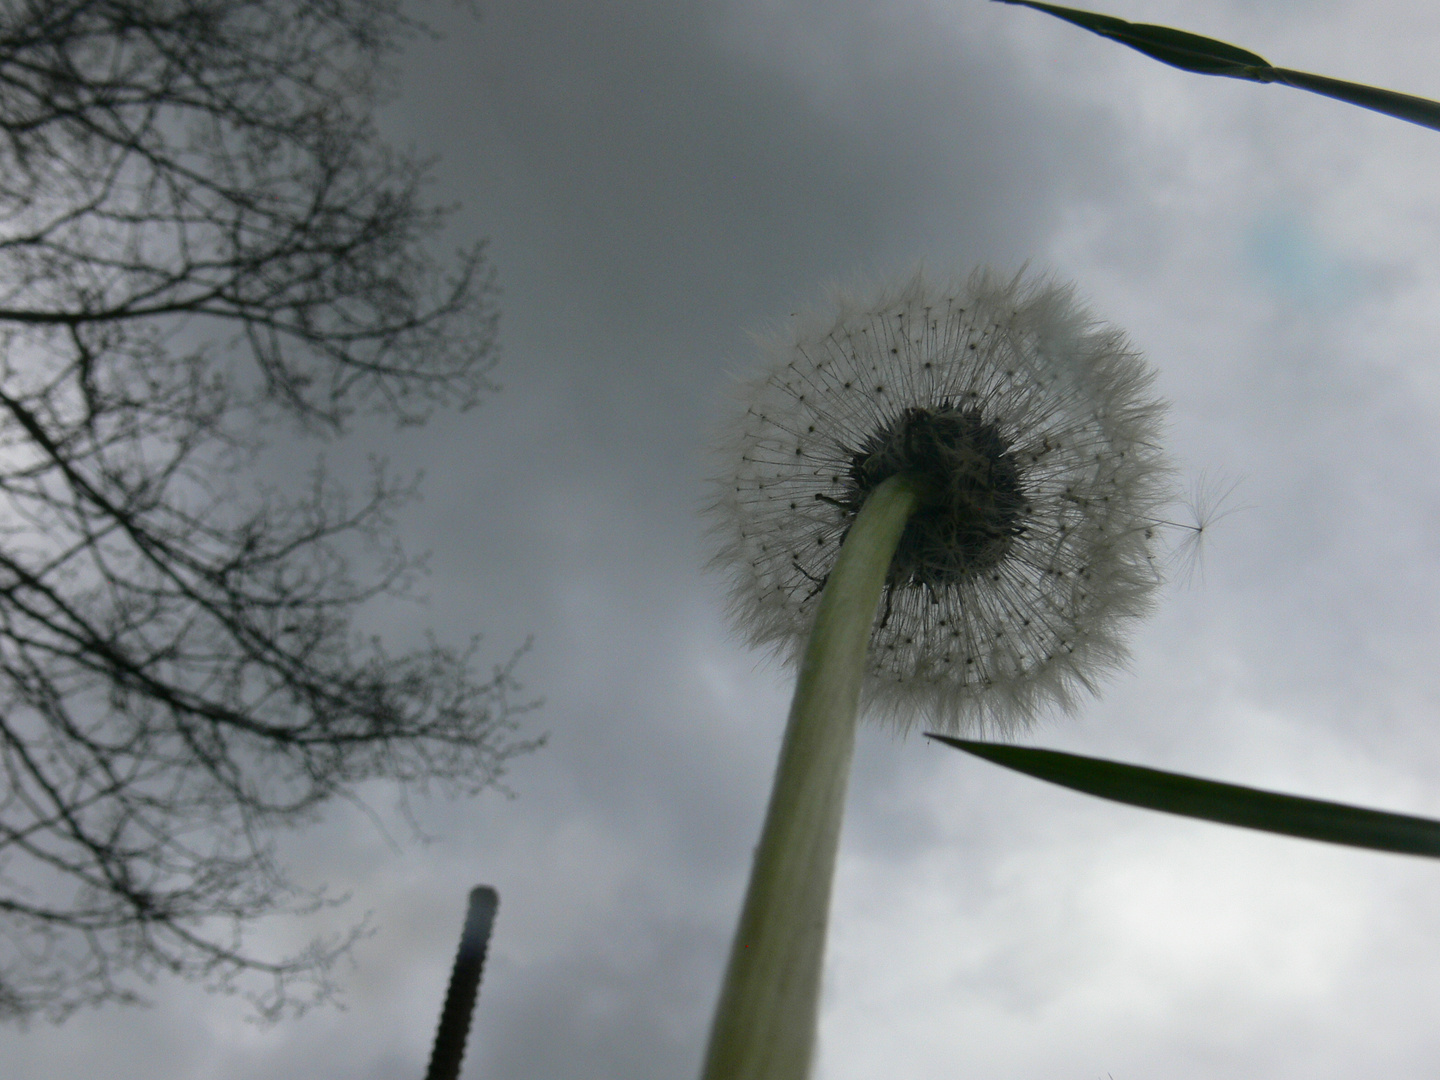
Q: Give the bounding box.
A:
[425,885,499,1080]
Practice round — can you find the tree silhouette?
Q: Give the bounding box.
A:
[0,0,537,1022]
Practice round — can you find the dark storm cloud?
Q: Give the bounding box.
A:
[9,2,1440,1079]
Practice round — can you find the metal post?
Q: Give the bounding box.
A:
[424,885,499,1080]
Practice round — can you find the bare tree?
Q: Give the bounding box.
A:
[0,0,538,1023]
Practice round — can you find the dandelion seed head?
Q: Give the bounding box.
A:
[707,268,1174,735]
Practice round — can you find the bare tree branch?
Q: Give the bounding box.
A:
[0,0,539,1023]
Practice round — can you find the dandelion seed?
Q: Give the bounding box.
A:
[1160,470,1247,585]
[709,268,1173,734]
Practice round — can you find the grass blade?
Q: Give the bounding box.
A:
[994,0,1269,75]
[995,0,1440,133]
[1264,68,1440,133]
[928,734,1440,858]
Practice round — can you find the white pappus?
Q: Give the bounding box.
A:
[708,268,1175,734]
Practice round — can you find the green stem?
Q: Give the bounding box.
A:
[700,474,921,1080]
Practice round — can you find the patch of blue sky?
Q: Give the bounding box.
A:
[1243,212,1365,307]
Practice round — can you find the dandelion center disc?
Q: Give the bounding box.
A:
[842,405,1028,585]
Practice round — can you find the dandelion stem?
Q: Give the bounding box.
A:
[700,474,921,1080]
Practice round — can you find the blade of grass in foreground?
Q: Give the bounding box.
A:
[994,0,1440,134]
[928,734,1440,858]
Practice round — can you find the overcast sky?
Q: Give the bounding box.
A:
[10,1,1440,1077]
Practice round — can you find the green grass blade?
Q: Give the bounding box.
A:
[994,0,1269,76]
[928,734,1440,858]
[1267,68,1440,133]
[995,0,1440,133]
